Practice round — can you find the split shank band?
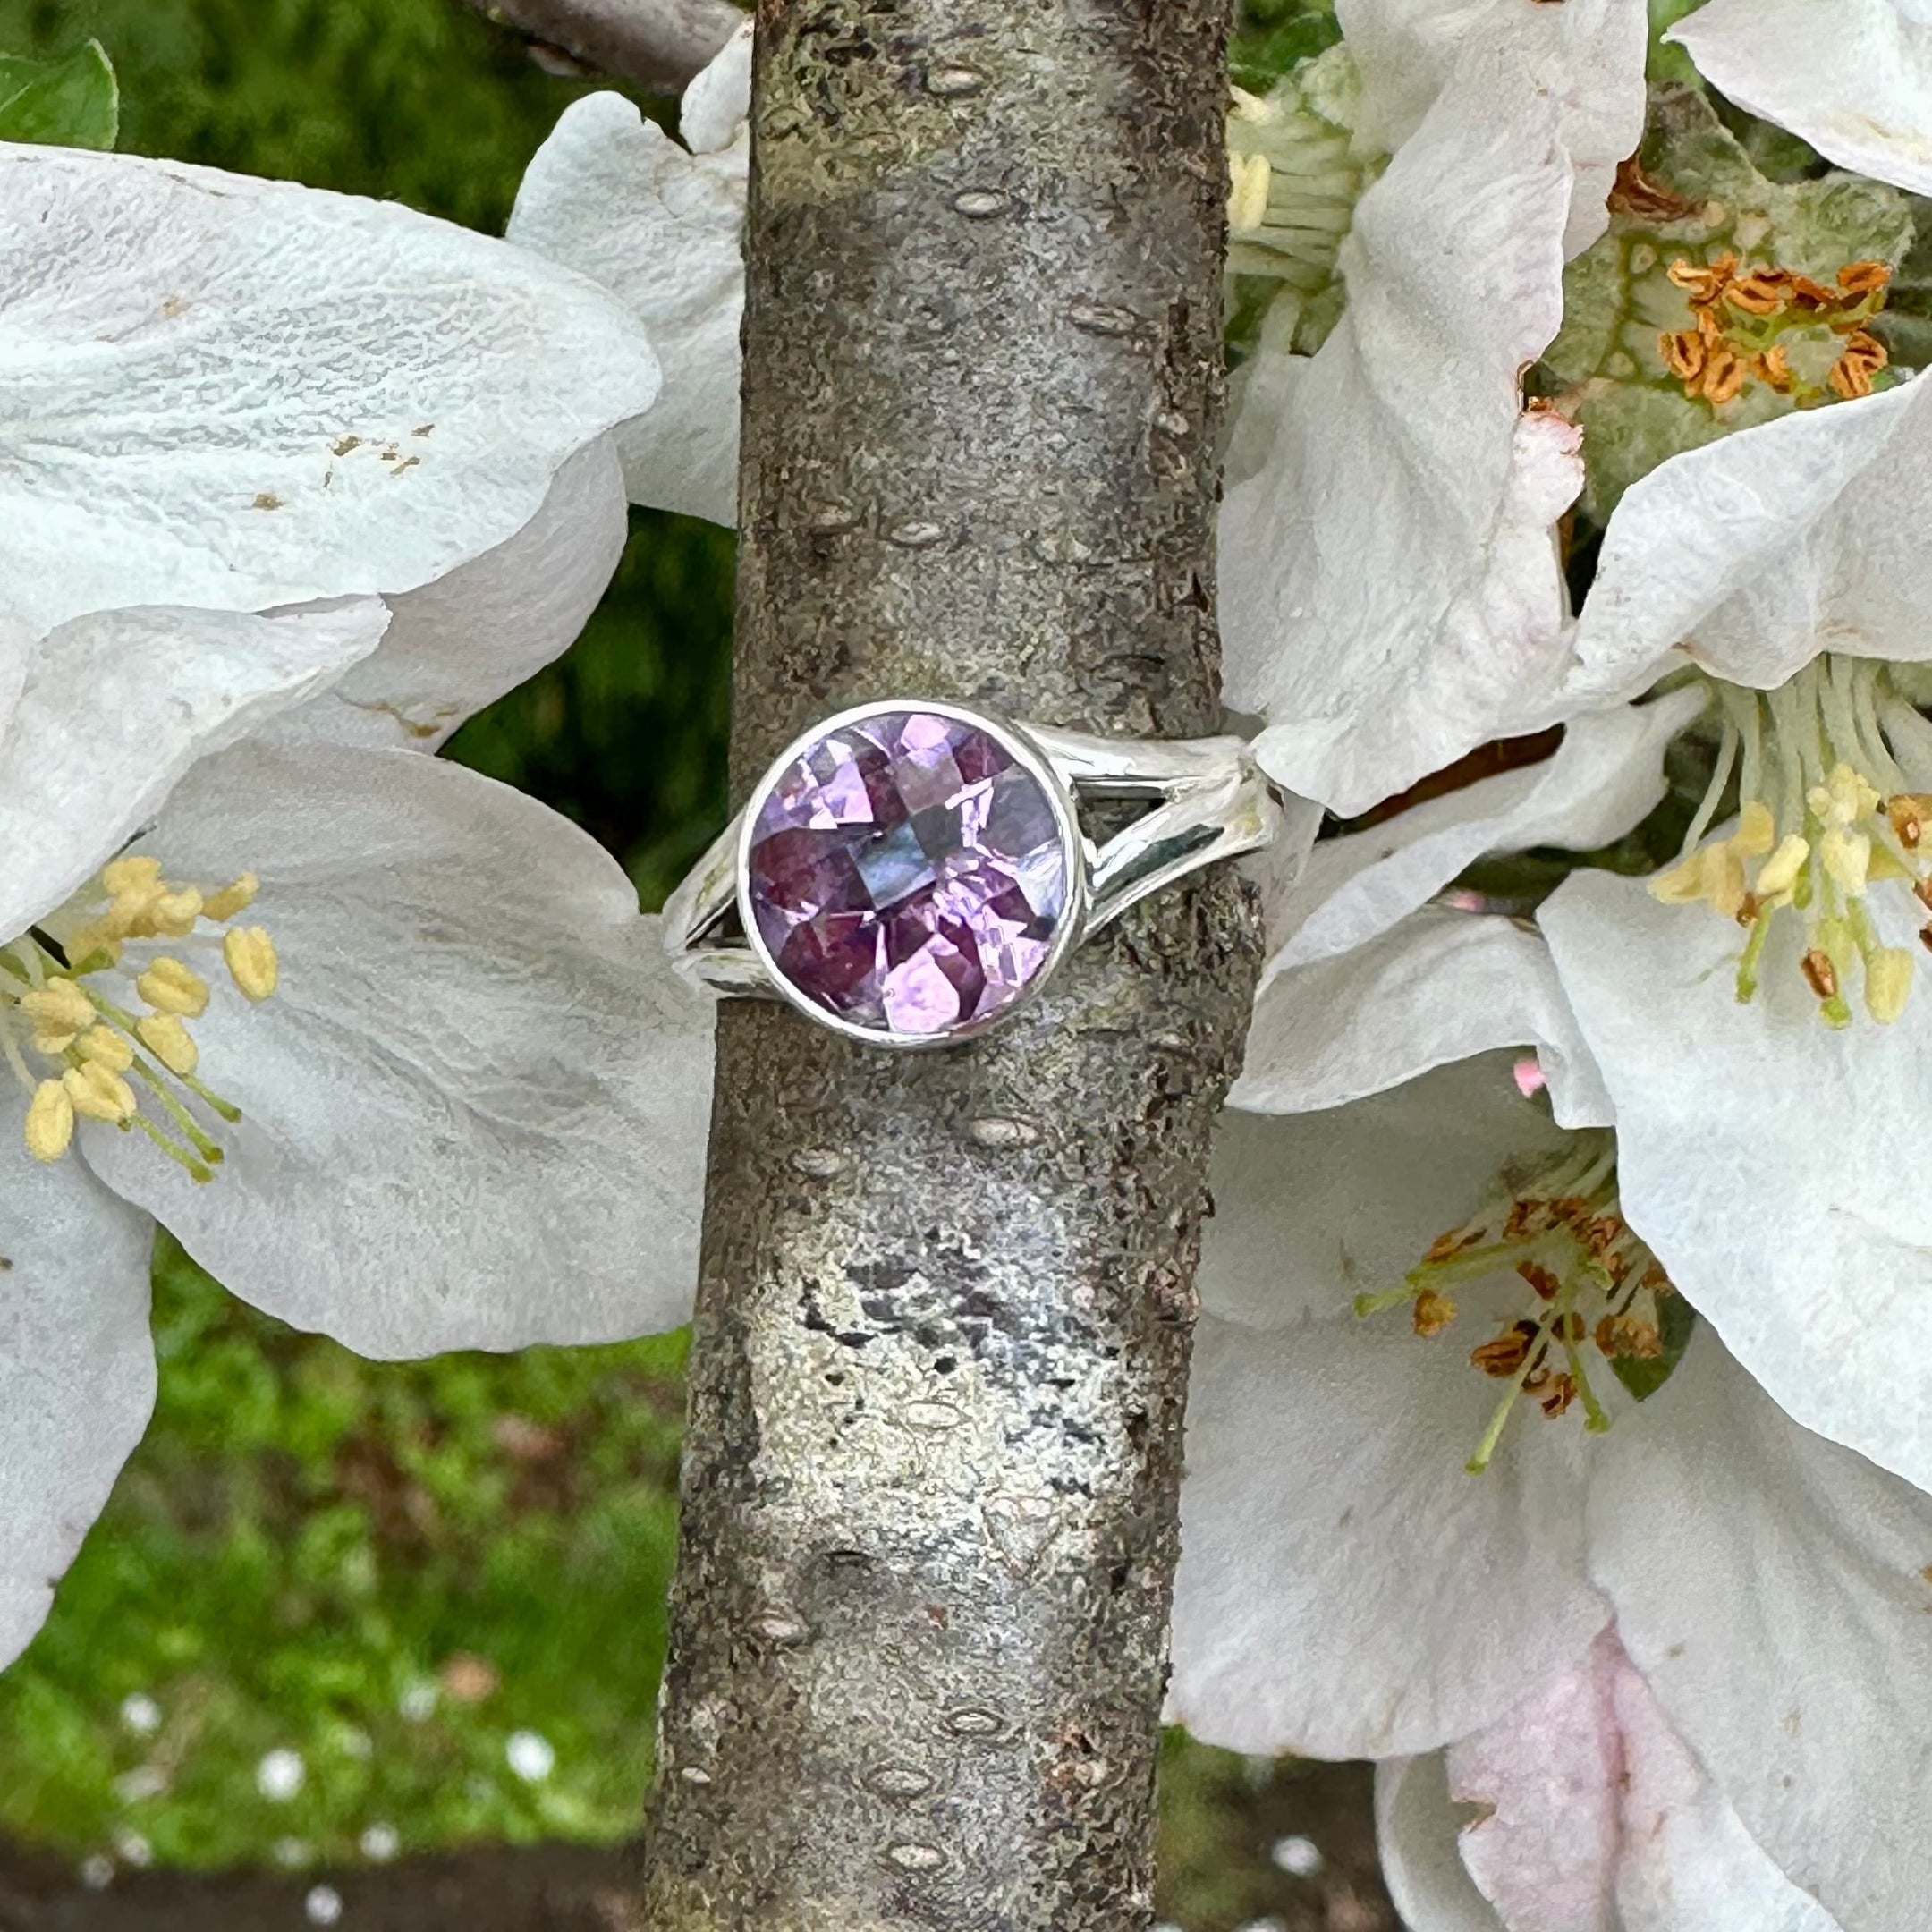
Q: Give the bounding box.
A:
[664,699,1283,1050]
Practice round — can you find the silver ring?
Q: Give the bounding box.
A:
[663,699,1282,1049]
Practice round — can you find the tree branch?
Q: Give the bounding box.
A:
[640,3,1254,1926]
[458,0,741,94]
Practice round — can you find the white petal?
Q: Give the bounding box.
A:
[1672,0,1932,195]
[679,19,752,157]
[1607,1656,1841,1932]
[1170,1309,1607,1760]
[270,440,627,752]
[1274,688,1705,975]
[0,1090,156,1670]
[1236,907,1610,1128]
[1340,0,1648,254]
[1569,376,1932,703]
[1208,1049,1573,1331]
[1376,1755,1508,1932]
[81,740,715,1359]
[0,145,659,633]
[1541,866,1932,1490]
[1176,1057,1605,1758]
[1447,1635,1622,1932]
[1444,1622,1839,1932]
[1224,60,1582,816]
[0,599,387,941]
[510,92,744,527]
[1589,1333,1930,1930]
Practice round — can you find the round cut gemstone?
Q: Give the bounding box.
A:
[744,709,1071,1038]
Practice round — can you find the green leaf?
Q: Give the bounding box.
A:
[1231,13,1343,92]
[0,41,120,151]
[1231,0,1341,91]
[1610,1289,1699,1402]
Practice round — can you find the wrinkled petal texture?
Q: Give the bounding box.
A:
[1173,1057,1610,1759]
[82,739,715,1359]
[1541,867,1932,1492]
[1237,907,1612,1129]
[1673,0,1932,195]
[0,1091,156,1670]
[1590,1335,1932,1930]
[1224,55,1584,816]
[1569,376,1932,703]
[0,599,387,941]
[510,81,746,527]
[1340,0,1648,254]
[0,144,660,632]
[271,439,627,753]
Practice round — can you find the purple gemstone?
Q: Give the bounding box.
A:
[745,709,1071,1038]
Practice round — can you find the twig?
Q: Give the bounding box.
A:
[458,0,741,94]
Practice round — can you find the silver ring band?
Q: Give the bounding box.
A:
[664,699,1280,1049]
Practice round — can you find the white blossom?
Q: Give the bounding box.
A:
[510,23,751,526]
[0,137,714,1673]
[1174,1020,1932,1928]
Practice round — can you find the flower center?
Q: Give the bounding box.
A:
[1538,88,1914,521]
[1652,658,1932,1027]
[1658,253,1892,407]
[0,857,278,1181]
[1355,1131,1684,1474]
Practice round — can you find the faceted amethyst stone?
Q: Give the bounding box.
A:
[745,709,1071,1038]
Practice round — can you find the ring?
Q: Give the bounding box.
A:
[663,699,1282,1048]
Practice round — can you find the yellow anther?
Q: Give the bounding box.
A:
[137,957,210,1018]
[20,978,96,1047]
[63,1061,137,1125]
[100,857,162,899]
[136,1013,199,1076]
[1811,763,1879,826]
[152,887,204,937]
[1820,824,1872,897]
[1651,852,1709,905]
[75,1024,134,1072]
[1755,834,1810,899]
[201,874,260,922]
[1868,948,1915,1025]
[1228,151,1273,233]
[225,927,279,1003]
[1735,800,1776,857]
[24,1079,74,1162]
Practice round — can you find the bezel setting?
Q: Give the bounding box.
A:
[732,699,1089,1050]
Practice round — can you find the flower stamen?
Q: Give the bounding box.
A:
[1653,659,1932,1025]
[1356,1133,1681,1471]
[1659,254,1892,411]
[3,856,276,1172]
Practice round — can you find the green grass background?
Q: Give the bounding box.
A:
[0,4,1339,1921]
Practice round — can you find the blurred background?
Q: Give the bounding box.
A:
[0,3,1394,1926]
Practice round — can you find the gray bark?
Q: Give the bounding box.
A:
[641,4,1255,1928]
[460,0,742,92]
